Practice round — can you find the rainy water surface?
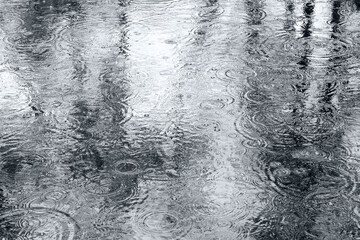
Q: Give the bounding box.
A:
[1,0,360,239]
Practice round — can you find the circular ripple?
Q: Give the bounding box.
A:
[142,168,181,181]
[100,102,133,125]
[43,190,69,202]
[198,4,225,18]
[19,190,69,210]
[281,37,313,54]
[134,209,192,239]
[251,107,288,129]
[190,192,250,220]
[124,22,151,42]
[206,63,256,83]
[58,17,123,53]
[0,208,80,240]
[100,80,138,104]
[126,68,150,87]
[0,13,24,33]
[190,24,210,41]
[247,70,302,91]
[84,174,121,196]
[264,157,356,198]
[4,29,55,54]
[193,118,222,132]
[289,114,344,143]
[243,88,269,104]
[281,36,353,60]
[226,83,241,98]
[234,114,268,149]
[218,68,256,81]
[114,160,141,175]
[244,8,267,24]
[83,174,138,202]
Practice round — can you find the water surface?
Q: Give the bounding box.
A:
[1,0,360,239]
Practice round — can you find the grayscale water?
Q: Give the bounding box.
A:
[1,0,360,239]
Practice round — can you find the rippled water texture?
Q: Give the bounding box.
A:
[1,0,360,239]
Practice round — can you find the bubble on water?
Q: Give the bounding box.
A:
[0,208,80,240]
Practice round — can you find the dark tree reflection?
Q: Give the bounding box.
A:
[242,1,360,239]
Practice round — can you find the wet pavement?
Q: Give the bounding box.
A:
[1,0,360,239]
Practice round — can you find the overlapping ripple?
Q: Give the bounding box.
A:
[189,191,251,221]
[260,155,357,199]
[133,204,192,240]
[1,0,360,239]
[0,208,80,240]
[83,173,138,203]
[18,189,70,210]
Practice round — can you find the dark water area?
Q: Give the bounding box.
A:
[1,0,360,239]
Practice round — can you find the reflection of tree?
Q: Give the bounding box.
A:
[0,0,80,182]
[354,0,360,10]
[0,2,81,239]
[20,0,80,61]
[242,1,360,239]
[297,1,313,70]
[65,5,130,179]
